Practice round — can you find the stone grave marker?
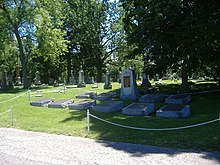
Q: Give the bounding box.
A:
[139,94,164,103]
[15,63,22,85]
[76,91,96,99]
[122,103,154,116]
[48,99,73,108]
[165,94,191,104]
[30,98,54,107]
[69,100,96,110]
[77,65,86,87]
[120,68,139,100]
[104,69,112,89]
[34,71,41,85]
[93,101,123,113]
[156,105,190,119]
[93,92,116,101]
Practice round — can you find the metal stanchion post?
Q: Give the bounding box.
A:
[87,109,90,135]
[10,106,13,126]
[28,89,30,101]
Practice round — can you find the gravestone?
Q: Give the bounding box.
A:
[139,94,164,103]
[94,92,116,101]
[77,65,86,87]
[120,69,139,100]
[48,99,73,108]
[15,63,22,85]
[30,98,54,107]
[104,70,112,89]
[122,103,154,116]
[69,70,75,85]
[69,100,96,110]
[141,72,151,87]
[34,71,41,85]
[93,101,123,113]
[76,91,96,99]
[156,105,190,119]
[165,94,191,104]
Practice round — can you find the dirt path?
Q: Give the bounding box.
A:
[0,128,219,165]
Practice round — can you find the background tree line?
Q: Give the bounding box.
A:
[0,0,219,93]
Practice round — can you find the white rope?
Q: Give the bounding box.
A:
[89,114,220,131]
[0,91,28,104]
[0,109,10,116]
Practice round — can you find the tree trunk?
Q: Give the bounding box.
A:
[96,62,103,83]
[180,64,188,93]
[67,52,71,83]
[14,29,28,89]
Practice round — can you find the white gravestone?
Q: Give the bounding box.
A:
[104,70,112,89]
[120,69,139,100]
[34,71,41,85]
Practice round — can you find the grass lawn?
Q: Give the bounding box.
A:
[0,82,220,152]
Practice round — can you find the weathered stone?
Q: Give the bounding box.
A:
[30,98,54,107]
[69,100,96,110]
[93,101,123,113]
[93,92,116,101]
[122,103,154,116]
[165,94,191,104]
[76,91,96,99]
[156,105,190,119]
[139,94,164,103]
[48,99,74,108]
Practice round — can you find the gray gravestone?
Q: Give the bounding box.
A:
[77,65,86,87]
[94,92,116,101]
[34,71,41,85]
[122,103,154,116]
[156,105,190,118]
[165,94,191,104]
[139,94,164,103]
[15,63,22,85]
[76,91,97,99]
[48,99,74,108]
[30,98,54,107]
[93,101,123,113]
[104,70,112,89]
[141,72,151,87]
[69,100,96,110]
[120,69,139,100]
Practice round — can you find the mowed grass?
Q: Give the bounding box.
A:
[0,82,220,152]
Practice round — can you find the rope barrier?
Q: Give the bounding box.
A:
[0,91,28,104]
[0,109,11,116]
[87,111,220,132]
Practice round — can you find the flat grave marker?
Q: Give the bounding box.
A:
[156,105,190,119]
[122,103,154,116]
[76,91,96,99]
[165,94,191,104]
[48,99,74,108]
[93,101,123,113]
[139,94,164,103]
[69,100,96,110]
[93,92,116,101]
[30,98,54,107]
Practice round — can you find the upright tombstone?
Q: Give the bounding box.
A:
[69,70,75,84]
[15,63,22,85]
[34,71,41,85]
[104,69,112,89]
[120,68,139,100]
[141,72,151,87]
[77,65,86,87]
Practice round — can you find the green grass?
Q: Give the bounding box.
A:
[0,82,220,152]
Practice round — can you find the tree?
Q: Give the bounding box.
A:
[121,0,220,92]
[64,0,123,82]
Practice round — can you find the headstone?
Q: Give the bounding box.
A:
[30,98,54,107]
[77,65,86,87]
[122,103,154,116]
[93,101,123,113]
[69,70,75,85]
[120,69,139,100]
[85,77,94,84]
[94,92,116,101]
[165,94,191,104]
[15,63,22,85]
[49,78,54,85]
[76,91,96,99]
[141,72,151,87]
[156,105,190,119]
[48,99,74,108]
[139,94,164,103]
[69,100,96,110]
[34,71,41,85]
[104,70,112,89]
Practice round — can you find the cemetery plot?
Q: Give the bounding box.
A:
[165,94,191,104]
[93,92,116,101]
[122,103,154,116]
[156,105,190,119]
[93,101,123,113]
[48,99,74,108]
[69,100,96,110]
[30,98,54,107]
[76,91,96,99]
[139,94,164,103]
